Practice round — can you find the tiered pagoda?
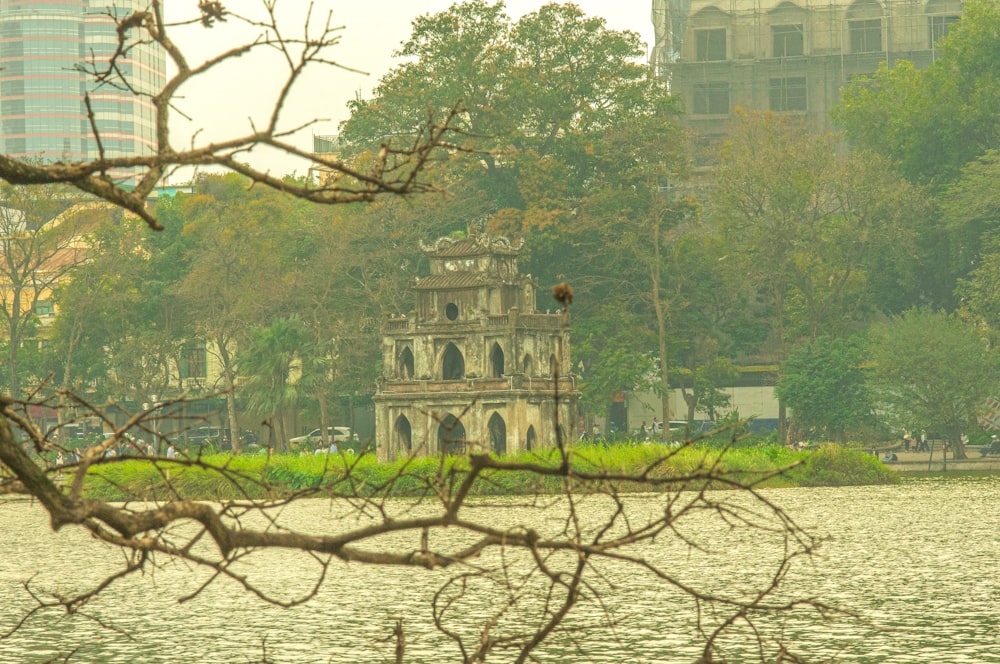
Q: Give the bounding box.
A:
[373,235,579,459]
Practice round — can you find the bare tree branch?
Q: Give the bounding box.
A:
[0,1,462,230]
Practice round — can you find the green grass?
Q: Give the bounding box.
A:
[78,442,896,501]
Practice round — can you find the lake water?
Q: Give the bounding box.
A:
[1,476,998,663]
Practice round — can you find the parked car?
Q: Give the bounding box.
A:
[186,426,228,448]
[650,420,691,435]
[289,426,358,446]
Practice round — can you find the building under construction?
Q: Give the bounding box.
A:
[653,0,964,141]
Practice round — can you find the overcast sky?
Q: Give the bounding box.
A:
[163,1,655,180]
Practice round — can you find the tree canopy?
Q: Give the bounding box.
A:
[776,336,872,442]
[868,308,998,456]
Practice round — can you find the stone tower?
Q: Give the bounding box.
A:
[374,235,579,460]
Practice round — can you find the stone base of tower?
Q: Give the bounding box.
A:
[374,377,578,461]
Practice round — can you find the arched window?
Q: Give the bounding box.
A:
[847,0,884,53]
[769,2,806,58]
[490,342,505,378]
[526,426,537,452]
[926,0,961,47]
[394,415,412,453]
[556,424,567,446]
[488,412,507,455]
[522,353,532,375]
[442,343,465,380]
[398,346,414,379]
[548,353,558,376]
[691,7,731,61]
[438,414,466,455]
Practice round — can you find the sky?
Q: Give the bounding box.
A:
[162,1,655,180]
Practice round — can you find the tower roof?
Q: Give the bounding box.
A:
[420,235,523,258]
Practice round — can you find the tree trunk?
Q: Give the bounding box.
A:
[8,291,20,399]
[651,214,670,440]
[317,389,329,448]
[681,387,697,424]
[216,334,242,455]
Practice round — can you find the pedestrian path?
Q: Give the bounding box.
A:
[885,447,1000,472]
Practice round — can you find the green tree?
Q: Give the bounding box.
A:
[173,175,307,453]
[938,150,1000,286]
[776,336,872,442]
[567,99,690,433]
[341,0,659,216]
[0,186,100,397]
[832,0,1000,308]
[834,0,1000,185]
[572,307,657,421]
[667,232,768,424]
[238,316,312,451]
[684,356,740,424]
[711,111,927,437]
[956,231,1000,347]
[48,213,192,407]
[868,308,998,458]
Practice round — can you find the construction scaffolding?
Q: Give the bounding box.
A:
[652,0,964,140]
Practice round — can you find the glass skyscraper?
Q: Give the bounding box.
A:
[0,0,165,180]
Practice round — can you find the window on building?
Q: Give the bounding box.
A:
[34,300,54,317]
[695,28,727,61]
[438,414,466,455]
[488,412,507,455]
[692,82,730,115]
[442,343,465,380]
[772,24,804,57]
[398,346,414,379]
[394,415,412,452]
[849,19,882,53]
[928,15,959,46]
[490,342,505,378]
[181,346,207,380]
[769,77,807,111]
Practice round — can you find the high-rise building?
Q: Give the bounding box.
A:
[0,0,165,180]
[653,0,964,146]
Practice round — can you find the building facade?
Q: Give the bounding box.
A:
[654,0,964,140]
[0,0,164,179]
[373,235,579,460]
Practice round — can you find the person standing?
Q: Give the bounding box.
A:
[166,443,176,459]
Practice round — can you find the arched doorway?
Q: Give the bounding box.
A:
[438,414,466,455]
[526,426,537,451]
[522,354,532,375]
[490,342,505,378]
[548,354,558,376]
[442,343,465,380]
[488,412,507,455]
[394,415,412,453]
[399,347,414,379]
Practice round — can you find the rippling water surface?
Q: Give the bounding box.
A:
[1,476,998,663]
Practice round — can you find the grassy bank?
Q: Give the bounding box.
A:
[79,442,896,502]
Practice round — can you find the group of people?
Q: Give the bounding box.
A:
[901,430,930,452]
[302,441,338,456]
[50,438,187,466]
[636,418,661,440]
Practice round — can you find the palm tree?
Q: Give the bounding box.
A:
[238,316,309,451]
